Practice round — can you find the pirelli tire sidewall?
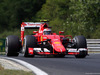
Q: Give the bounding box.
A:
[5,35,21,56]
[23,35,37,57]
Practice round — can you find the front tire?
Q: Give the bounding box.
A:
[23,35,37,57]
[5,35,20,56]
[73,35,87,58]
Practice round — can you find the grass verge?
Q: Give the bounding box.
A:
[0,65,34,75]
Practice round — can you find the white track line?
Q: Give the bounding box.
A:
[1,57,48,75]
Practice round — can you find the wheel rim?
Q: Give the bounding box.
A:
[73,38,77,45]
[23,45,26,56]
[23,38,27,56]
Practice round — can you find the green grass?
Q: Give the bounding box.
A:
[0,65,34,75]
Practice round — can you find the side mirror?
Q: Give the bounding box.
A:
[59,31,64,35]
[33,31,38,34]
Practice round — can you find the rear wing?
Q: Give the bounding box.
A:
[21,21,50,45]
[21,22,43,29]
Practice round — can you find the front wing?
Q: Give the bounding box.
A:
[28,47,88,55]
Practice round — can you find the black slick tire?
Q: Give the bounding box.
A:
[5,35,20,56]
[73,35,87,58]
[23,35,37,57]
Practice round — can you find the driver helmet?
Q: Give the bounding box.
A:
[43,28,51,35]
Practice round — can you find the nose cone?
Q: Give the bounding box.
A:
[55,47,66,53]
[52,40,66,53]
[53,45,66,53]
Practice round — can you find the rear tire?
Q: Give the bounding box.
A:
[5,35,20,56]
[23,35,37,57]
[73,35,87,58]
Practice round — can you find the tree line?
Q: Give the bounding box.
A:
[0,0,100,38]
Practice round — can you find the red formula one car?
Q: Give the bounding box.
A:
[5,20,88,58]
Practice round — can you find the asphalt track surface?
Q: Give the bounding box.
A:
[3,54,100,75]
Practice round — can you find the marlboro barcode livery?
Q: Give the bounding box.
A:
[5,20,88,58]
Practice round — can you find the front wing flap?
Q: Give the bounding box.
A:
[66,48,88,55]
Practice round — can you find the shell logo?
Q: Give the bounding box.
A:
[54,42,60,44]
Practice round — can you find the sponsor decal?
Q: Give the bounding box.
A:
[33,48,50,52]
[21,27,24,31]
[43,37,47,39]
[67,48,87,52]
[54,42,60,44]
[41,36,43,41]
[79,48,87,51]
[67,48,78,52]
[53,39,58,41]
[28,48,33,54]
[57,46,63,48]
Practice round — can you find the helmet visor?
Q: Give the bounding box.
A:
[44,31,51,35]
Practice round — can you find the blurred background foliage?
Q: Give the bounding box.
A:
[0,0,100,38]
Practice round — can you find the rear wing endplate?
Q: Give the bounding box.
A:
[21,22,43,45]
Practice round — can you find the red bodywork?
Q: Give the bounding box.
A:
[21,22,87,55]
